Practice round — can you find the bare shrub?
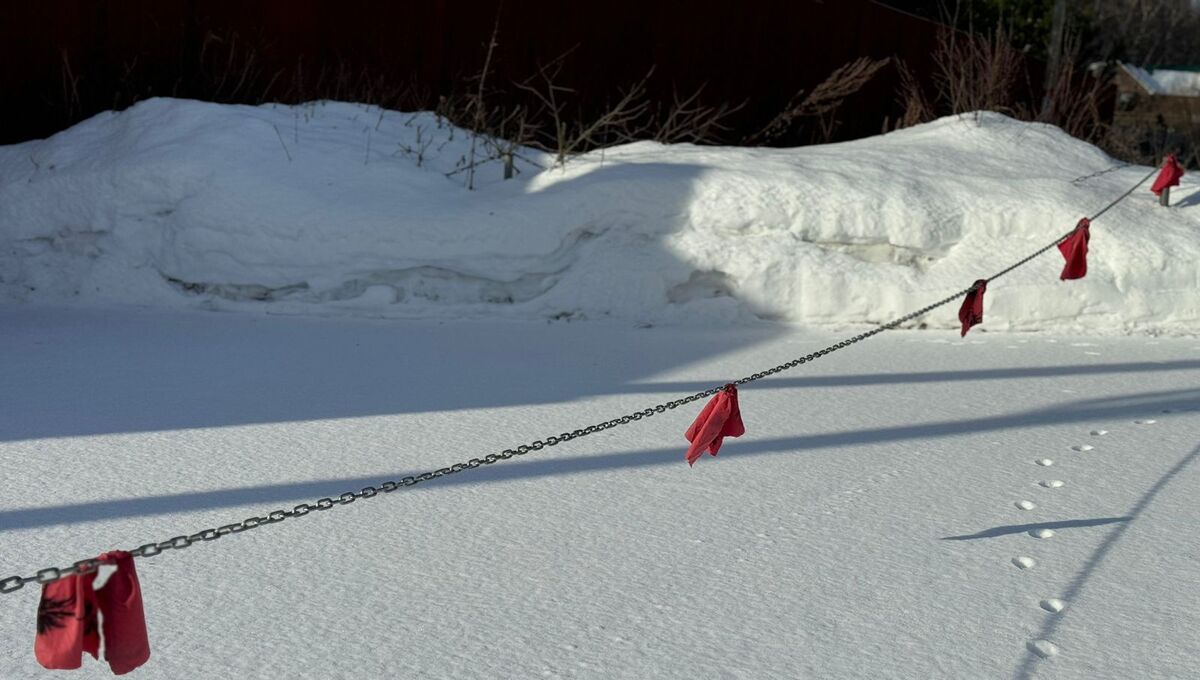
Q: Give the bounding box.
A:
[750,57,890,144]
[512,48,577,166]
[462,11,504,189]
[894,60,934,129]
[563,68,655,154]
[514,51,657,165]
[197,31,278,103]
[932,24,1026,118]
[59,50,82,125]
[1038,48,1111,143]
[651,85,745,144]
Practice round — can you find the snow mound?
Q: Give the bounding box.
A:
[2,98,1197,333]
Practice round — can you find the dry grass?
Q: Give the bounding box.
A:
[750,57,891,144]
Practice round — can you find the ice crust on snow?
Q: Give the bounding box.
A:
[2,98,1197,333]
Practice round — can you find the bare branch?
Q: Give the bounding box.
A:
[750,57,890,144]
[653,84,747,144]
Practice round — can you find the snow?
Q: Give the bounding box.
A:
[2,98,1198,333]
[0,308,1198,679]
[2,99,1200,678]
[1147,69,1200,97]
[1120,64,1200,97]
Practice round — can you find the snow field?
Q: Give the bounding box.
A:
[0,308,1198,678]
[2,97,1199,678]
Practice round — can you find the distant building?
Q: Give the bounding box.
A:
[1113,64,1200,125]
[1111,63,1200,164]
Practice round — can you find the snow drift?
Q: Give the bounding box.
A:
[1,98,1196,333]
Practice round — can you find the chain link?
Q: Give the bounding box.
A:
[0,168,1162,595]
[0,284,973,595]
[1071,162,1131,185]
[1088,167,1158,222]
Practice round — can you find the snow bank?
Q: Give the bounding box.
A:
[2,98,1197,333]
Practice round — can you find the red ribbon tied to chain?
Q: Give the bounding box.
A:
[684,384,745,465]
[1058,218,1090,280]
[1151,153,1185,196]
[35,551,150,675]
[958,279,988,337]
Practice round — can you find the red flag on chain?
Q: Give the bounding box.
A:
[1058,218,1090,280]
[958,279,988,337]
[34,552,150,675]
[684,384,745,466]
[95,552,150,675]
[1151,153,1185,196]
[34,571,100,670]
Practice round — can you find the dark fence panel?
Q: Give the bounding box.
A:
[0,0,949,144]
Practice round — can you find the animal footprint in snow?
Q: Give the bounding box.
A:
[1039,598,1066,613]
[1012,556,1036,570]
[1071,444,1094,452]
[1036,459,1054,467]
[1135,419,1157,425]
[1027,639,1060,658]
[1015,500,1037,510]
[1039,480,1065,489]
[1029,528,1055,539]
[1090,429,1108,436]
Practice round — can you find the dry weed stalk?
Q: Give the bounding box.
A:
[652,84,746,144]
[464,9,503,189]
[894,60,934,129]
[750,57,890,143]
[513,48,579,166]
[566,67,655,153]
[933,24,1025,118]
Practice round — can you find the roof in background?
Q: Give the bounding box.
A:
[1119,63,1200,97]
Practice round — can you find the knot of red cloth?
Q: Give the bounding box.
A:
[1058,218,1091,280]
[35,551,150,675]
[684,384,745,465]
[1151,153,1185,196]
[958,279,988,337]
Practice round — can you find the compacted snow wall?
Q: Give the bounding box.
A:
[1,99,1197,333]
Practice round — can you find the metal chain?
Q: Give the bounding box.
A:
[0,166,1163,597]
[1071,162,1131,185]
[1088,167,1158,222]
[0,284,984,597]
[986,166,1158,284]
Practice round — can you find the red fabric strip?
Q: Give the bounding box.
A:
[96,551,151,675]
[1058,218,1090,280]
[958,279,988,337]
[684,384,745,465]
[34,572,100,670]
[1151,154,1185,196]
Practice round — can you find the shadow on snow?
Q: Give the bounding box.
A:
[2,386,1195,533]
